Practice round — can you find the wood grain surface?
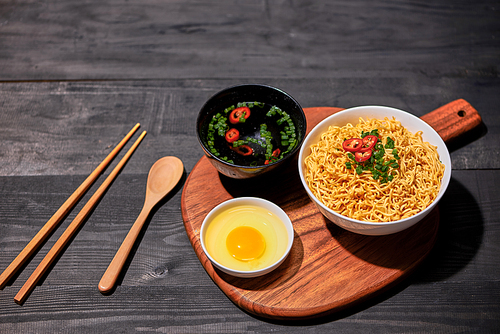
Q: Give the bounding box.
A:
[181,102,479,319]
[182,158,439,320]
[1,0,499,332]
[0,1,497,82]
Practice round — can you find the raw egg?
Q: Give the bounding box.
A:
[226,226,266,261]
[202,199,291,274]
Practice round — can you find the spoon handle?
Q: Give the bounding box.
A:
[98,205,151,294]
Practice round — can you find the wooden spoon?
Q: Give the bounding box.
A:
[98,156,184,294]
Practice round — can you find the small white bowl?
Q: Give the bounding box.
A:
[200,197,294,278]
[298,105,452,236]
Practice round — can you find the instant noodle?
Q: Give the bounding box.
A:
[304,117,445,222]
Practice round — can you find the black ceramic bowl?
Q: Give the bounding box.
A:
[196,84,306,179]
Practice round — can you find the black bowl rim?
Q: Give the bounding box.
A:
[196,84,307,168]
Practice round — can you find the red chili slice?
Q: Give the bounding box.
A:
[229,107,251,124]
[361,135,378,151]
[355,150,372,163]
[265,148,281,164]
[231,144,253,156]
[225,128,240,143]
[342,138,363,152]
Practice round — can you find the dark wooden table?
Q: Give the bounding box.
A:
[1,1,499,332]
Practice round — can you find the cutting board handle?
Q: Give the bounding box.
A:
[420,99,482,144]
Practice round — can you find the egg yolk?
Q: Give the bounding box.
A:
[226,226,266,261]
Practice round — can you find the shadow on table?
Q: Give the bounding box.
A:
[198,120,487,325]
[244,176,484,326]
[410,176,484,284]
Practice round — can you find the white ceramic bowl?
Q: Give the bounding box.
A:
[298,105,451,236]
[200,197,294,277]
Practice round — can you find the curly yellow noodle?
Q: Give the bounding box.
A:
[304,117,445,222]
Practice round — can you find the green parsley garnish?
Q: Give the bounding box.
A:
[344,129,400,184]
[205,102,298,165]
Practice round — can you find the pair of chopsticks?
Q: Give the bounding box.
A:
[0,124,146,304]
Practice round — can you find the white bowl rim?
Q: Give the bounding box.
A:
[200,196,294,276]
[298,105,452,227]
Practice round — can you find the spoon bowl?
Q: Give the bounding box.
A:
[98,156,184,293]
[147,157,184,201]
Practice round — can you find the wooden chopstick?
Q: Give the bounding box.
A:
[14,130,147,304]
[0,123,141,290]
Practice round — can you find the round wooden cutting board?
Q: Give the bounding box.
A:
[181,101,481,320]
